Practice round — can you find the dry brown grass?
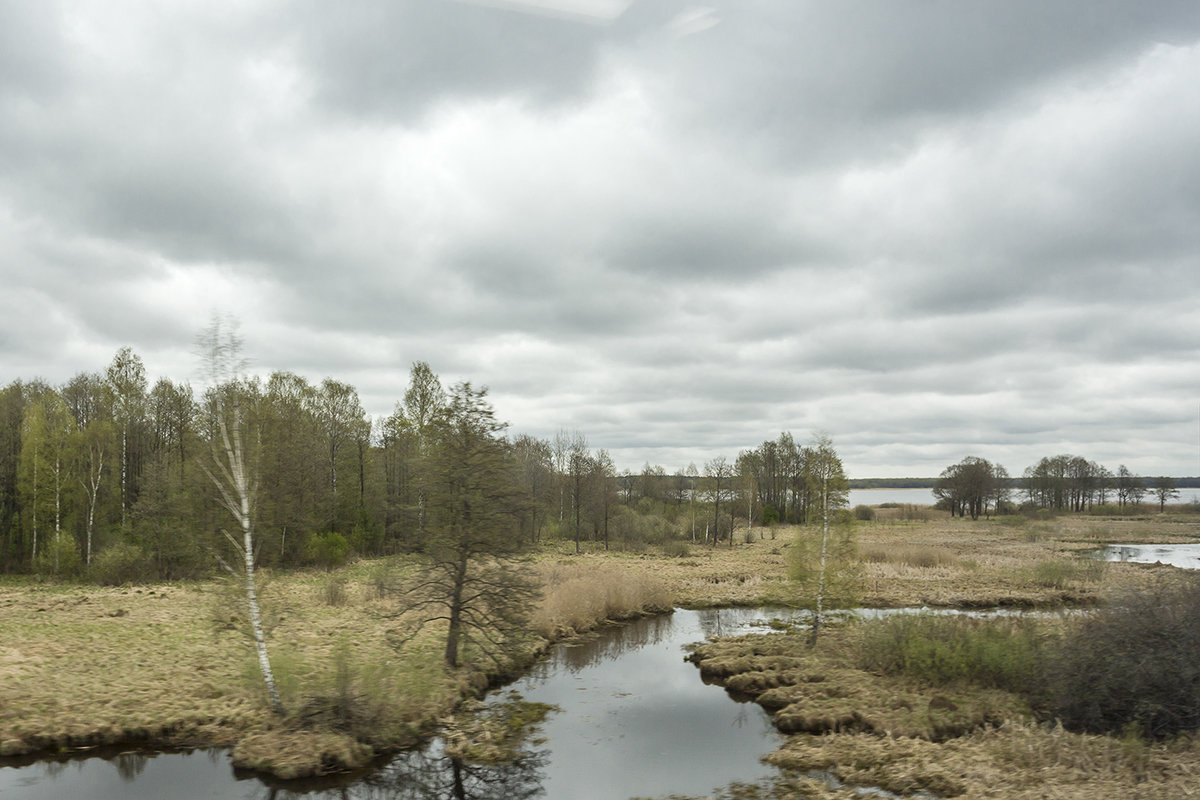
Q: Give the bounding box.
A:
[860,544,959,569]
[530,561,671,638]
[0,559,468,774]
[768,722,1200,799]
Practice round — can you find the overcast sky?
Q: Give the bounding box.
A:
[2,0,1199,478]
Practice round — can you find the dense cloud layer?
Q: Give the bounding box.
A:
[2,0,1199,478]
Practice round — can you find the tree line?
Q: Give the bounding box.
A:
[0,347,855,580]
[933,454,1183,519]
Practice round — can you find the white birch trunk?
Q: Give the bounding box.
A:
[31,454,38,562]
[208,403,283,715]
[811,476,829,645]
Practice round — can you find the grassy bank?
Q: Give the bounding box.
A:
[2,511,1197,788]
[0,554,669,779]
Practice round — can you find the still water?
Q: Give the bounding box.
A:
[847,488,936,506]
[1103,543,1200,570]
[0,609,783,800]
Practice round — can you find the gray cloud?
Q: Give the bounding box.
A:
[1,1,1198,479]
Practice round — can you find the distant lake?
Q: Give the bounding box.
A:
[848,487,937,506]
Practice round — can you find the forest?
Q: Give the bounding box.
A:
[0,344,1189,581]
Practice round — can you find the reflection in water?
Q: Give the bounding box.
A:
[359,744,546,800]
[1104,543,1200,570]
[250,744,547,800]
[0,610,782,800]
[501,608,783,800]
[114,752,150,780]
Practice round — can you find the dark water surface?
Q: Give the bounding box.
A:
[0,609,784,799]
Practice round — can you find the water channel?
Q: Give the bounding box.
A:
[0,609,785,800]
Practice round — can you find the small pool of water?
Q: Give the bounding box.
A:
[1103,543,1200,570]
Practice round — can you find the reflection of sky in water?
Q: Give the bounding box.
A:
[0,611,783,800]
[1104,543,1200,570]
[501,609,782,800]
[0,749,255,800]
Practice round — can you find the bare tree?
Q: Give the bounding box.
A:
[705,456,735,547]
[197,316,283,715]
[1153,476,1180,511]
[684,463,699,541]
[567,432,589,553]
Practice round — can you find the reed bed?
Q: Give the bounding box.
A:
[530,562,671,639]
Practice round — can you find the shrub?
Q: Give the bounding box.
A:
[321,575,348,606]
[662,539,691,558]
[89,541,153,585]
[761,505,780,526]
[853,504,876,521]
[1038,580,1200,740]
[305,531,350,571]
[857,613,1042,693]
[33,536,84,580]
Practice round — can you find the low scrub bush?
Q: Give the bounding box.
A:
[88,541,154,585]
[662,539,691,558]
[857,614,1043,694]
[853,504,876,521]
[1038,580,1200,740]
[33,536,84,580]
[305,531,350,571]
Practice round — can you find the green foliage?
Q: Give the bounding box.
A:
[853,504,876,521]
[33,535,83,579]
[348,524,383,558]
[1038,580,1200,740]
[305,531,350,571]
[761,504,780,526]
[89,541,154,585]
[857,614,1043,693]
[787,520,863,610]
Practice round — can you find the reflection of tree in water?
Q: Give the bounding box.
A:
[246,743,546,800]
[531,613,677,675]
[695,608,797,640]
[361,744,546,800]
[112,752,150,780]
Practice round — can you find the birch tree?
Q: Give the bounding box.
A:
[197,316,283,715]
[105,347,147,528]
[788,434,854,645]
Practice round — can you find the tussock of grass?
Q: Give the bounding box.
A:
[530,562,671,639]
[860,544,958,569]
[768,721,1200,800]
[1030,557,1107,588]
